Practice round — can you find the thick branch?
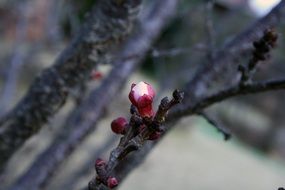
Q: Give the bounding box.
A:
[0,0,142,170]
[8,0,177,189]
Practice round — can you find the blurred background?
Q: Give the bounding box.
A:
[0,0,285,189]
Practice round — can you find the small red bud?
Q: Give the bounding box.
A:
[148,131,161,140]
[111,117,128,134]
[107,177,118,189]
[95,158,106,168]
[91,70,103,80]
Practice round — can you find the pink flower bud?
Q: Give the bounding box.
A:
[148,131,161,140]
[128,81,155,117]
[107,177,118,189]
[111,117,128,134]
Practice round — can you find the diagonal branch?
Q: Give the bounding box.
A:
[61,135,118,190]
[181,77,285,117]
[184,0,285,102]
[0,0,142,170]
[168,77,285,147]
[111,77,285,186]
[198,112,231,141]
[113,76,285,184]
[8,1,178,190]
[100,0,285,184]
[89,90,183,190]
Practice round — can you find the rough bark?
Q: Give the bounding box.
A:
[8,0,177,189]
[0,0,142,170]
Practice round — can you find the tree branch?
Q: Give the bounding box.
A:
[61,135,118,190]
[114,76,285,183]
[0,0,142,170]
[88,90,183,190]
[198,112,231,141]
[186,78,285,116]
[184,0,285,102]
[96,1,285,184]
[8,0,178,189]
[110,77,285,187]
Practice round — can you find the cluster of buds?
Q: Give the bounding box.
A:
[91,81,183,189]
[250,28,278,68]
[239,28,278,84]
[253,29,278,61]
[91,158,118,189]
[111,81,160,140]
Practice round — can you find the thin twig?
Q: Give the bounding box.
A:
[198,111,231,141]
[170,77,285,121]
[150,44,207,58]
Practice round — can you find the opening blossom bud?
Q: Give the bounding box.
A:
[111,117,128,134]
[107,177,118,189]
[128,81,155,117]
